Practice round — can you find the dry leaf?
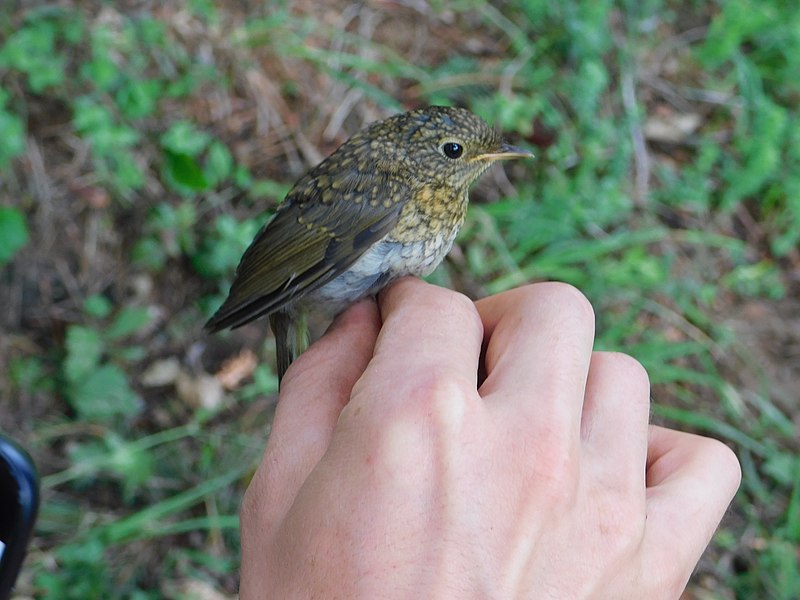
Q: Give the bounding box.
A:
[644,112,702,143]
[215,349,258,390]
[176,371,225,411]
[141,357,182,387]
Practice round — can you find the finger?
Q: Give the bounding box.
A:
[247,298,381,524]
[581,352,651,492]
[474,282,595,444]
[642,426,741,588]
[360,277,484,400]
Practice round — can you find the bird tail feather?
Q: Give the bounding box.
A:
[269,310,308,385]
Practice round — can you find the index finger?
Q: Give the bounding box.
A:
[356,277,484,402]
[243,299,381,528]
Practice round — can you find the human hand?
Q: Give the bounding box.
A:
[239,279,740,599]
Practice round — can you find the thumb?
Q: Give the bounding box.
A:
[244,298,381,526]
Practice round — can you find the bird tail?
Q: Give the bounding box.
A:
[269,309,308,384]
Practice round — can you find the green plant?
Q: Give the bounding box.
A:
[61,296,151,423]
[0,89,26,169]
[0,205,29,265]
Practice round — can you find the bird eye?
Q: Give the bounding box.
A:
[440,142,464,159]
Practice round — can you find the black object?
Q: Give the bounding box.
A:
[0,434,39,600]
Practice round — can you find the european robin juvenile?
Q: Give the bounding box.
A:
[205,106,532,381]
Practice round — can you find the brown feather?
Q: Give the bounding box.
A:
[205,169,409,332]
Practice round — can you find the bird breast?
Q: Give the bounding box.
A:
[301,184,469,314]
[303,227,459,315]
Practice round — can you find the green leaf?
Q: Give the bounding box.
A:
[698,0,775,68]
[80,52,119,92]
[239,363,279,401]
[107,151,145,191]
[83,294,113,319]
[105,306,152,340]
[116,78,161,120]
[0,206,30,265]
[763,452,799,487]
[0,19,66,91]
[204,140,233,186]
[64,326,104,383]
[67,363,141,422]
[56,537,105,564]
[247,177,292,200]
[116,345,146,362]
[192,214,260,278]
[80,26,120,91]
[9,356,50,394]
[0,90,26,168]
[163,149,209,192]
[105,435,155,501]
[160,120,211,156]
[131,237,167,272]
[188,0,219,24]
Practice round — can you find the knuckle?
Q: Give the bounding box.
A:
[384,284,483,342]
[599,351,651,396]
[701,438,742,491]
[538,281,595,323]
[400,369,475,425]
[431,287,482,332]
[517,282,596,339]
[368,369,477,466]
[453,291,484,330]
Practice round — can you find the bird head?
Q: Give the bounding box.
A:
[360,106,533,190]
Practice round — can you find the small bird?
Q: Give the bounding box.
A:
[205,106,532,381]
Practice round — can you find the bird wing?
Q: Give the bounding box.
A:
[205,168,409,331]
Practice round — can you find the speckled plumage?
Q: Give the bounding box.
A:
[205,106,532,381]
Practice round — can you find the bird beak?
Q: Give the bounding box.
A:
[474,142,535,161]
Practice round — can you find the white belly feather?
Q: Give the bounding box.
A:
[304,229,456,314]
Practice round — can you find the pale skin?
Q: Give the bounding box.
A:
[239,278,741,599]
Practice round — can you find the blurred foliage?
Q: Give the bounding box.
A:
[0,205,29,265]
[1,0,798,597]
